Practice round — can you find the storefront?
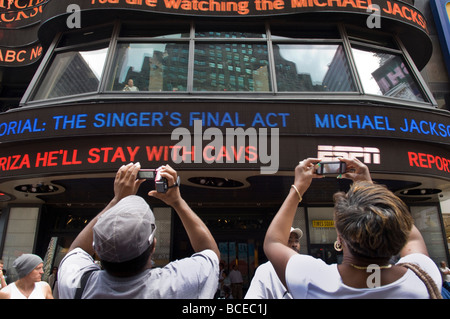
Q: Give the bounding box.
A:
[0,0,449,289]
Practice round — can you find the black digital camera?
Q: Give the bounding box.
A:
[138,169,169,193]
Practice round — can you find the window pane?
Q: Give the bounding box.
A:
[352,46,426,102]
[274,44,356,92]
[31,47,108,101]
[194,43,270,91]
[107,43,189,92]
[410,206,448,264]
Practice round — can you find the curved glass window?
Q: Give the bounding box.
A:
[31,46,108,101]
[352,46,425,101]
[107,43,189,92]
[25,21,432,106]
[274,44,356,92]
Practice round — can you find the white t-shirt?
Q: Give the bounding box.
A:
[440,266,450,282]
[58,247,219,299]
[285,253,442,299]
[7,281,47,299]
[229,269,243,284]
[245,261,292,299]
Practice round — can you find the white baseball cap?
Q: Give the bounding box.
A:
[93,195,156,263]
[290,227,303,239]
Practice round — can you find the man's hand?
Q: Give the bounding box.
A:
[112,162,145,204]
[148,165,182,207]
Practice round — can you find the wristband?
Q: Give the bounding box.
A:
[168,176,181,189]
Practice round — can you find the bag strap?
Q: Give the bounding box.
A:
[398,262,442,299]
[74,269,97,299]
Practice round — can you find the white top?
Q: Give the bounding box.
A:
[286,253,442,299]
[58,247,219,299]
[440,266,450,282]
[245,261,292,299]
[8,282,47,299]
[229,269,243,284]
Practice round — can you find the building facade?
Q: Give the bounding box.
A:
[0,0,449,290]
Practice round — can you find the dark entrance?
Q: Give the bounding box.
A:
[171,206,275,290]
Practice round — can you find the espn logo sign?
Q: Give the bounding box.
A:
[318,145,381,164]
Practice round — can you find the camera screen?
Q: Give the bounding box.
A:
[138,170,156,179]
[322,163,341,174]
[317,162,346,175]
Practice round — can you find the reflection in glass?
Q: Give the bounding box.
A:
[351,47,425,102]
[107,43,189,92]
[274,44,356,92]
[31,48,108,101]
[193,43,270,91]
[28,23,431,104]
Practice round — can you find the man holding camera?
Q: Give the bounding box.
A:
[57,163,220,299]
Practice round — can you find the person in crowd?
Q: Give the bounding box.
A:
[0,260,7,288]
[122,79,139,91]
[57,163,220,299]
[215,262,225,298]
[245,227,303,299]
[439,260,450,298]
[0,254,53,299]
[229,264,244,299]
[264,157,442,298]
[47,266,59,298]
[439,261,450,286]
[219,268,232,298]
[47,267,57,289]
[221,281,233,299]
[287,227,303,254]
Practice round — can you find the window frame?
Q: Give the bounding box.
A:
[271,42,357,93]
[30,45,110,101]
[20,20,437,108]
[348,35,428,103]
[23,22,117,105]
